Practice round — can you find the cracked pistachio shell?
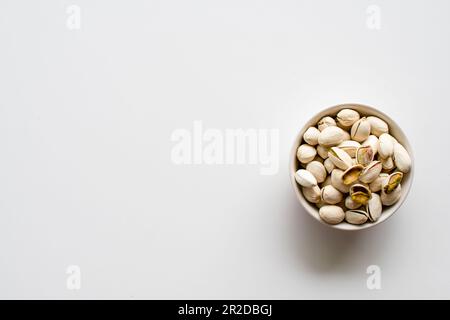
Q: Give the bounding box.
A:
[331,169,351,193]
[345,195,362,210]
[295,169,317,188]
[378,133,395,159]
[366,193,382,222]
[303,127,320,146]
[336,109,360,127]
[369,173,389,192]
[302,186,321,203]
[381,184,402,206]
[382,171,403,194]
[306,161,327,184]
[338,140,361,158]
[380,156,395,171]
[328,147,353,170]
[297,144,317,164]
[342,164,364,185]
[323,157,335,174]
[317,116,336,131]
[356,145,374,166]
[351,117,371,142]
[321,175,332,188]
[362,135,379,155]
[319,205,345,225]
[367,116,389,137]
[393,142,412,173]
[318,126,347,147]
[316,145,329,159]
[359,161,382,184]
[350,184,372,205]
[321,185,343,205]
[345,210,368,225]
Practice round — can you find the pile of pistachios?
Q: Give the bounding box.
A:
[295,109,412,225]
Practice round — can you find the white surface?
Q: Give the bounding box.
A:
[0,0,449,299]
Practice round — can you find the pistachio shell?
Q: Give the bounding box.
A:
[317,145,329,159]
[366,193,382,222]
[295,169,318,187]
[302,186,321,203]
[331,169,351,193]
[337,140,361,158]
[342,164,364,185]
[297,144,317,163]
[345,195,362,210]
[319,205,345,224]
[318,126,347,147]
[350,117,371,142]
[393,142,412,173]
[359,161,382,183]
[362,135,379,155]
[350,184,372,205]
[321,185,343,205]
[313,156,324,164]
[345,210,368,225]
[336,109,360,127]
[382,171,403,194]
[315,200,326,209]
[378,133,395,159]
[380,156,395,171]
[306,161,327,184]
[381,184,402,206]
[328,147,353,170]
[317,116,336,131]
[356,145,374,166]
[303,127,320,146]
[321,175,332,188]
[323,158,335,174]
[367,116,389,137]
[369,173,389,192]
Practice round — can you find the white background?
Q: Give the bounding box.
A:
[0,0,449,299]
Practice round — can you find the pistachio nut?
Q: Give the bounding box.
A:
[359,161,382,184]
[367,116,389,137]
[382,171,403,194]
[366,193,382,222]
[328,147,353,170]
[362,135,379,155]
[295,169,318,187]
[342,164,364,185]
[378,133,395,159]
[323,157,335,174]
[318,126,347,147]
[317,145,329,159]
[356,145,374,166]
[315,200,326,209]
[350,184,372,205]
[336,109,360,127]
[317,116,336,131]
[302,186,321,203]
[319,205,345,224]
[345,195,362,210]
[306,161,327,184]
[303,127,320,146]
[321,185,343,205]
[338,140,361,158]
[369,173,389,192]
[381,183,402,206]
[313,155,324,164]
[321,175,332,187]
[345,210,369,225]
[350,117,371,142]
[297,144,317,164]
[380,156,395,171]
[331,169,351,193]
[393,142,412,173]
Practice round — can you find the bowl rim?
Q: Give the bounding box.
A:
[289,103,414,231]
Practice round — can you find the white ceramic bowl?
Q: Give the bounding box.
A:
[290,103,414,231]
